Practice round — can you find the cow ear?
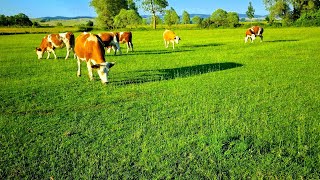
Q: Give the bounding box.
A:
[91,64,100,69]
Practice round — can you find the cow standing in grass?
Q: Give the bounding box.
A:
[245,26,264,43]
[98,32,122,55]
[117,31,133,53]
[163,29,181,49]
[36,32,75,59]
[74,32,115,84]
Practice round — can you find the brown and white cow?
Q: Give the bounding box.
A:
[98,32,122,55]
[74,32,115,84]
[117,31,133,53]
[245,26,264,43]
[106,32,134,54]
[163,29,181,49]
[36,32,75,59]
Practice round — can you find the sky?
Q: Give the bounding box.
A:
[0,0,269,18]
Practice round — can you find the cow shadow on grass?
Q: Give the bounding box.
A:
[112,62,243,86]
[264,39,299,43]
[109,49,194,56]
[181,43,224,48]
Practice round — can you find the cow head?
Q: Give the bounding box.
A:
[35,47,44,59]
[244,34,256,43]
[92,62,115,84]
[174,36,181,44]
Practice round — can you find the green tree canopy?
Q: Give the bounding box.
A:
[114,9,142,28]
[181,10,190,24]
[246,1,255,20]
[163,7,180,26]
[90,0,128,29]
[191,16,201,25]
[211,8,228,27]
[227,12,240,27]
[141,0,169,29]
[0,13,32,26]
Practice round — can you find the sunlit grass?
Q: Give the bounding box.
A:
[0,27,319,179]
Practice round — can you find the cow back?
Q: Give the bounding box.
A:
[75,33,105,64]
[163,30,176,41]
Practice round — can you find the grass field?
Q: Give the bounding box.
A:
[0,27,319,179]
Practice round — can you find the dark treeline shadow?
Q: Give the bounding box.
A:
[112,62,243,86]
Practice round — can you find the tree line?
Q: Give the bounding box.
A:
[90,0,320,29]
[2,0,320,28]
[0,13,33,26]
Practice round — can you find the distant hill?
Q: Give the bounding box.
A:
[36,16,95,21]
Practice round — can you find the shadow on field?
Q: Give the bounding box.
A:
[181,43,224,48]
[113,62,243,85]
[113,49,194,56]
[264,40,299,43]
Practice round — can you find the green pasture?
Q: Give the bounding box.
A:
[0,27,319,179]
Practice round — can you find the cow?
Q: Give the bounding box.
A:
[106,32,134,54]
[163,29,181,49]
[117,31,134,53]
[245,26,264,43]
[36,32,75,59]
[98,32,122,55]
[74,32,115,84]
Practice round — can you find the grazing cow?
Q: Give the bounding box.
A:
[74,32,115,84]
[36,32,75,59]
[245,26,264,43]
[163,29,181,49]
[117,31,134,53]
[98,32,122,55]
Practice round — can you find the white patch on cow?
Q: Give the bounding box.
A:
[36,49,43,59]
[87,35,97,42]
[120,32,124,39]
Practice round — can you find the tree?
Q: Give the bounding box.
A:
[227,12,239,27]
[0,14,8,26]
[141,0,169,29]
[182,10,190,24]
[191,16,201,25]
[90,0,128,29]
[14,13,33,26]
[114,9,142,28]
[210,8,228,27]
[246,1,255,23]
[86,20,94,27]
[263,0,320,21]
[163,7,180,26]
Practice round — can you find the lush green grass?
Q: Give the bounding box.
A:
[0,27,319,179]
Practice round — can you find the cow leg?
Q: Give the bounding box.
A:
[172,41,175,49]
[46,51,51,59]
[52,50,57,59]
[126,42,129,53]
[86,61,94,81]
[65,44,71,59]
[130,42,134,52]
[244,36,248,43]
[77,57,81,77]
[260,35,263,42]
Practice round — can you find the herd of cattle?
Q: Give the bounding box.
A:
[35,26,263,84]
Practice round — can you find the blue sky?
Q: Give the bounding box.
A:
[0,0,268,18]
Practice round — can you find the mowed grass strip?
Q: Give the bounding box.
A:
[0,27,319,179]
